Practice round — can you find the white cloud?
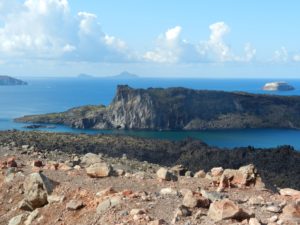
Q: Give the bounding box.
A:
[293,54,300,62]
[243,43,256,62]
[143,26,184,63]
[1,2,292,67]
[271,47,300,63]
[273,47,289,62]
[198,22,256,62]
[206,22,231,61]
[78,12,99,36]
[0,0,130,62]
[165,26,181,41]
[144,26,205,63]
[62,44,76,53]
[144,22,256,64]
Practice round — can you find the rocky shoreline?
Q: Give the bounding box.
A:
[1,132,299,225]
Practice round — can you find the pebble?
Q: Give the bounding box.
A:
[266,205,282,213]
[66,200,84,210]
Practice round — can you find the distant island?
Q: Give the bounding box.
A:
[263,81,295,91]
[16,85,300,130]
[109,71,139,79]
[77,73,94,79]
[77,71,139,79]
[0,75,27,85]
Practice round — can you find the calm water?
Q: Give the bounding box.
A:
[1,77,300,150]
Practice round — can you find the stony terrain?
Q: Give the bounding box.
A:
[0,131,299,190]
[16,85,300,130]
[1,139,300,225]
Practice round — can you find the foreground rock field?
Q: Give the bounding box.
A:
[1,136,299,225]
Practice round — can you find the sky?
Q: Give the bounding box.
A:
[0,0,300,78]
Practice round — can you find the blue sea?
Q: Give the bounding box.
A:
[1,77,300,150]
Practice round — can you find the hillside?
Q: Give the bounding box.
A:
[0,131,299,225]
[16,85,300,130]
[1,131,299,189]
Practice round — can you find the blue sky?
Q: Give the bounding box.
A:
[0,0,299,78]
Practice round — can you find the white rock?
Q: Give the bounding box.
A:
[130,208,146,216]
[160,188,178,196]
[8,214,26,225]
[25,209,39,225]
[279,188,300,197]
[249,218,261,225]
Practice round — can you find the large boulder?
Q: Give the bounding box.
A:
[170,165,187,176]
[86,162,112,178]
[194,170,206,178]
[208,199,252,222]
[23,172,54,210]
[280,188,300,198]
[211,167,224,177]
[156,168,178,181]
[182,192,210,208]
[81,153,103,167]
[219,164,261,188]
[280,201,300,223]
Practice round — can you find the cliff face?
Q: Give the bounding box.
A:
[0,75,27,85]
[16,85,300,130]
[108,85,157,129]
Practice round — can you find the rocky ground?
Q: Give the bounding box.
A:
[0,131,300,190]
[1,139,300,225]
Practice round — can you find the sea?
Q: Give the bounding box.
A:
[1,77,300,150]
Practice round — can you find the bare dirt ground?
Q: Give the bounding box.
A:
[0,141,299,225]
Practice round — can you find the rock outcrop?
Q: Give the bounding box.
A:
[16,85,300,130]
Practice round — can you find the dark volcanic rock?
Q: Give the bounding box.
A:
[15,85,300,130]
[0,131,299,190]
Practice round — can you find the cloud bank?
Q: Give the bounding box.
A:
[144,22,257,64]
[0,0,130,62]
[0,0,298,67]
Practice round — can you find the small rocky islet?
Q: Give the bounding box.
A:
[16,85,300,130]
[1,134,300,225]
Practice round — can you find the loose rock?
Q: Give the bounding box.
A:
[156,168,178,181]
[208,199,253,222]
[23,172,54,210]
[8,214,26,225]
[86,162,112,178]
[66,200,84,210]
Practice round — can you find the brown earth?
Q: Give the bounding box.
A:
[1,141,300,225]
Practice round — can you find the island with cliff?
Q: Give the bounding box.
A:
[16,85,300,130]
